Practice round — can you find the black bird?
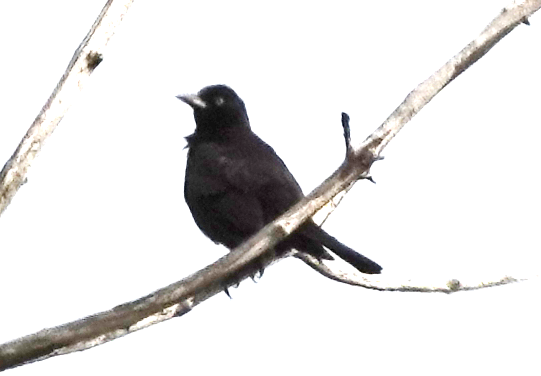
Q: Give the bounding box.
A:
[178,85,382,274]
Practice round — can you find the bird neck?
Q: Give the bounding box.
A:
[186,124,252,146]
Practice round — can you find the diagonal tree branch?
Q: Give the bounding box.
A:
[0,0,539,371]
[0,0,134,216]
[361,1,537,158]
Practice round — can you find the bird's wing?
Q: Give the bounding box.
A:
[186,135,304,222]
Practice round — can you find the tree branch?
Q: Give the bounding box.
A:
[0,0,539,371]
[297,252,532,292]
[0,0,134,216]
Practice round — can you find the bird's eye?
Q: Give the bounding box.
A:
[215,97,225,106]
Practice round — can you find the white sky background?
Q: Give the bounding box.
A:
[1,1,540,375]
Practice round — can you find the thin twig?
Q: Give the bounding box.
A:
[297,252,532,293]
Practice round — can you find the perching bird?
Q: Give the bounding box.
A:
[178,85,382,274]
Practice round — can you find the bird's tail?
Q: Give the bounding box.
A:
[304,225,382,274]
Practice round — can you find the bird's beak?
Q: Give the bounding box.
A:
[176,94,207,109]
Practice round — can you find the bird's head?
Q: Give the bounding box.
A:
[177,85,250,135]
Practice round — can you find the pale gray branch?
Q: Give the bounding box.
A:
[0,0,134,216]
[297,252,534,293]
[308,0,541,284]
[360,0,539,157]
